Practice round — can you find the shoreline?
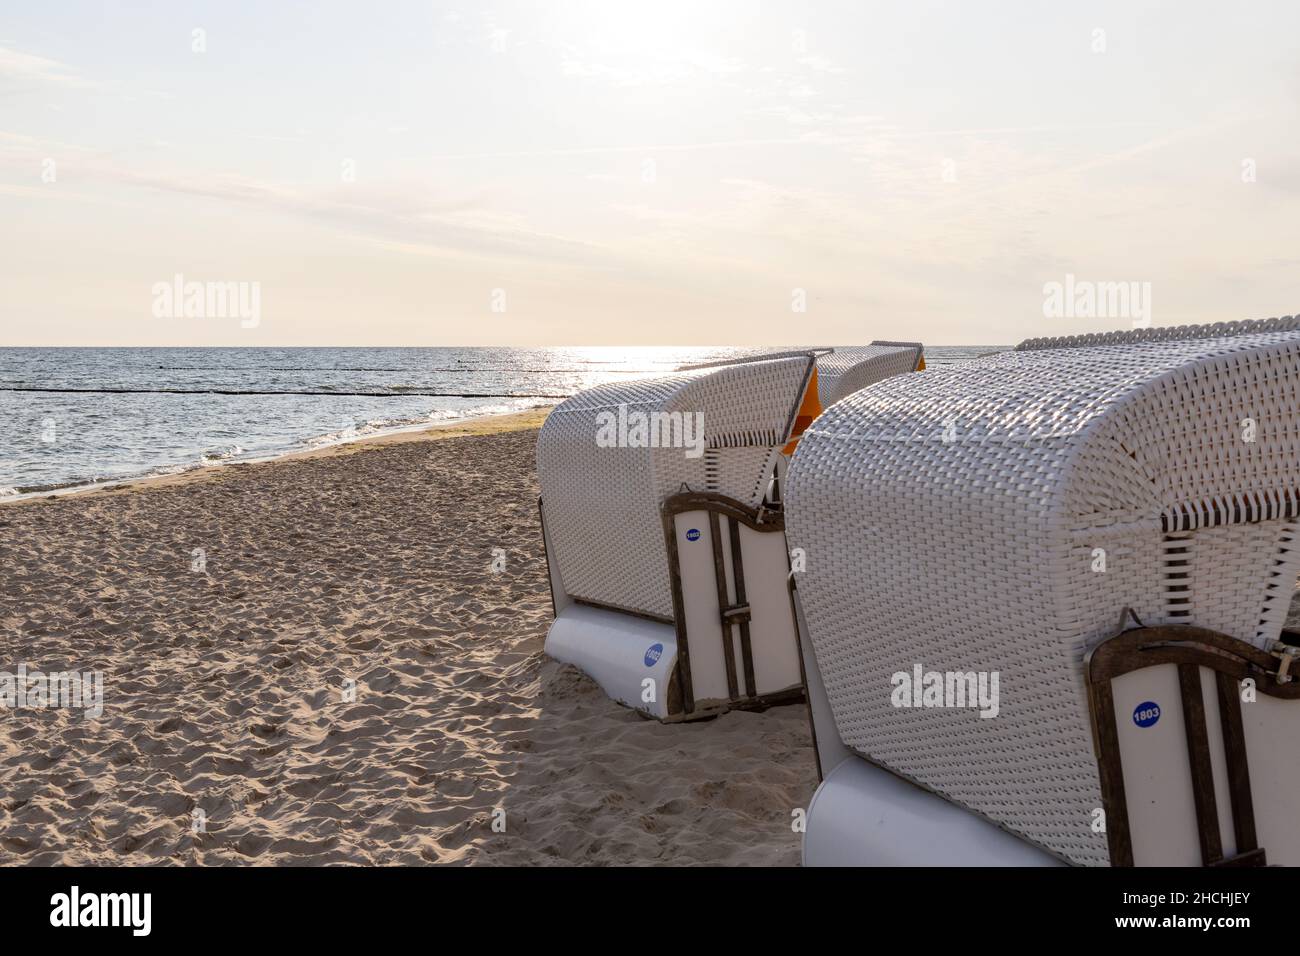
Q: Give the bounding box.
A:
[0,406,554,507]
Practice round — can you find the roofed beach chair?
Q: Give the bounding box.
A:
[812,342,925,407]
[537,342,924,721]
[786,317,1300,866]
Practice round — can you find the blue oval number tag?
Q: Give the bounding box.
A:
[1133,701,1161,728]
[644,643,664,667]
[685,528,701,542]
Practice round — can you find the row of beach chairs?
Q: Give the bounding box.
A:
[535,321,1300,867]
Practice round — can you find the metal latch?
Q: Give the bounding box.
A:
[721,605,751,624]
[1267,640,1300,683]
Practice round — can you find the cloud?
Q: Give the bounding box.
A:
[422,137,822,161]
[0,133,608,267]
[558,44,745,87]
[560,56,692,87]
[0,47,92,92]
[794,54,847,75]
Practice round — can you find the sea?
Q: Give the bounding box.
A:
[0,346,999,499]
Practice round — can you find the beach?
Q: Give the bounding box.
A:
[0,411,816,865]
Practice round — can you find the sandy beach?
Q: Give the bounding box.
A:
[0,411,816,866]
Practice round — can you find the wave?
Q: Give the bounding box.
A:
[302,398,549,448]
[147,366,666,374]
[200,445,245,463]
[0,386,566,398]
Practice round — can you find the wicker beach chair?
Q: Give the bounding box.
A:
[538,343,925,721]
[813,342,924,407]
[786,317,1300,866]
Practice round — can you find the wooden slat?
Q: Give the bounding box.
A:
[708,511,739,699]
[1177,664,1223,865]
[1088,678,1134,866]
[659,511,696,714]
[728,516,757,697]
[1210,846,1267,867]
[1213,671,1259,856]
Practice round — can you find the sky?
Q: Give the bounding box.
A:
[2,0,1299,347]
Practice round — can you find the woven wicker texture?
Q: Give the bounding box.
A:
[785,320,1300,866]
[1017,316,1300,352]
[537,355,813,619]
[816,343,923,407]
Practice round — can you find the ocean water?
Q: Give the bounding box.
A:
[0,345,998,498]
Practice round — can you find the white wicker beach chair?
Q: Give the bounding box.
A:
[814,342,923,407]
[786,317,1300,866]
[538,343,925,721]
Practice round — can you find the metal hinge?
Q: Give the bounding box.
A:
[1267,640,1300,684]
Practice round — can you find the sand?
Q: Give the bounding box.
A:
[0,412,816,865]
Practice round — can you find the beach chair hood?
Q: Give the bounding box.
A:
[537,354,814,621]
[815,342,923,407]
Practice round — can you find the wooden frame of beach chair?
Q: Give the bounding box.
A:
[787,317,1300,866]
[660,490,807,716]
[537,343,926,722]
[1086,616,1300,867]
